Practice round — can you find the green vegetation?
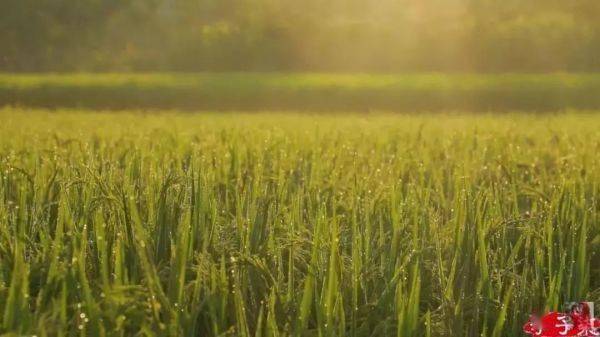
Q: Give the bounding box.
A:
[0,109,598,336]
[2,0,600,72]
[3,0,598,336]
[2,73,600,111]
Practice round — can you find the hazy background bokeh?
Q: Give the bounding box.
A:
[2,0,600,72]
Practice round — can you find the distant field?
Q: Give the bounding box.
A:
[1,73,600,111]
[0,109,598,336]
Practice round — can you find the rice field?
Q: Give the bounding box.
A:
[0,109,598,336]
[2,73,600,112]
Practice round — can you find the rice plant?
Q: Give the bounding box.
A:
[0,109,598,336]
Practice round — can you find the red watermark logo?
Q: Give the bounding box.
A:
[523,302,599,336]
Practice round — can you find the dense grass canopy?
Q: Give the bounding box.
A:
[0,110,598,336]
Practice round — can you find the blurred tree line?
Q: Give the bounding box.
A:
[1,0,599,72]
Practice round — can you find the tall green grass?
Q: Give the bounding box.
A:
[1,73,600,111]
[0,109,598,336]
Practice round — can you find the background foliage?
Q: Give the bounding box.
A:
[2,0,600,72]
